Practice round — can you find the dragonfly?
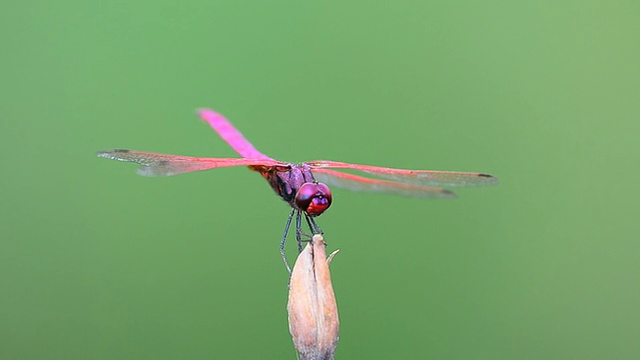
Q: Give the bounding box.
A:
[97,109,498,272]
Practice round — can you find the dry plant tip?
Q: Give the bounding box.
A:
[287,234,339,360]
[327,249,340,264]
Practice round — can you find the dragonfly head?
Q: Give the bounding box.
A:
[295,182,332,216]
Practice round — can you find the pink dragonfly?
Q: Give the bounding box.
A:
[98,109,497,271]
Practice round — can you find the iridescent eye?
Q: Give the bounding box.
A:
[294,182,332,216]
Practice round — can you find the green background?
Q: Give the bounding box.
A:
[2,1,638,359]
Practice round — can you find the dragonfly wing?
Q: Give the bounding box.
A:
[312,169,456,199]
[97,149,283,176]
[198,109,274,161]
[308,160,498,187]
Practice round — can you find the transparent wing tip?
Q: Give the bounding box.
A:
[96,149,130,160]
[441,189,457,199]
[136,166,167,177]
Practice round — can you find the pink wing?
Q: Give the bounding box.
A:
[307,160,498,188]
[97,149,283,176]
[198,109,274,160]
[312,169,456,199]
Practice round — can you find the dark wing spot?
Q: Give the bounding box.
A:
[113,149,130,153]
[441,189,457,198]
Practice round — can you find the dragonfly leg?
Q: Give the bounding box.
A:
[304,214,323,236]
[295,211,318,250]
[295,211,304,253]
[280,209,295,274]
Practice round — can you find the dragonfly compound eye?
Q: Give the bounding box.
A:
[294,182,332,216]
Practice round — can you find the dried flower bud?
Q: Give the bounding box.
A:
[287,234,339,360]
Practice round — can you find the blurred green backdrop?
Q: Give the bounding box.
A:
[2,1,639,359]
